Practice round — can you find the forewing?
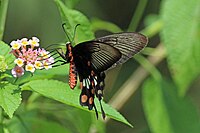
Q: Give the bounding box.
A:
[95,32,148,68]
[73,41,121,72]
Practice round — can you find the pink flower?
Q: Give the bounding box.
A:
[11,66,24,77]
[10,37,55,77]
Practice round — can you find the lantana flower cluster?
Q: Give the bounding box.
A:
[10,37,54,77]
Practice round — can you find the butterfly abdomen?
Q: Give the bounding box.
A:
[69,61,77,89]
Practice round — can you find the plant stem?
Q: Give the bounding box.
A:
[128,0,148,31]
[141,19,163,37]
[91,18,123,33]
[0,0,9,40]
[134,54,162,82]
[105,44,166,123]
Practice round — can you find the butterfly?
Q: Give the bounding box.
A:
[56,31,148,119]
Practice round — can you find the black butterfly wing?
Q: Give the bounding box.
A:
[94,32,148,68]
[71,32,148,119]
[73,41,122,72]
[73,32,148,72]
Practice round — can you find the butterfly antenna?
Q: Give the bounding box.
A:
[45,43,65,50]
[72,24,80,45]
[62,23,72,42]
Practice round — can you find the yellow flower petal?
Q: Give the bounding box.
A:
[43,61,52,70]
[21,38,29,46]
[10,41,21,50]
[34,61,43,69]
[14,58,24,67]
[25,64,35,73]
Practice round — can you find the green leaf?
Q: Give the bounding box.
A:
[0,41,15,70]
[63,108,93,133]
[0,124,3,133]
[21,79,132,127]
[90,115,106,133]
[29,119,71,133]
[0,83,21,118]
[14,64,69,85]
[55,0,95,45]
[142,78,200,133]
[160,0,200,96]
[64,0,80,8]
[0,55,7,73]
[7,115,71,133]
[52,107,93,133]
[91,18,123,33]
[26,104,93,133]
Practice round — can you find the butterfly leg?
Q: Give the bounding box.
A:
[40,60,67,70]
[50,60,67,68]
[55,48,67,60]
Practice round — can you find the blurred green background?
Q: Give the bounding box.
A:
[3,0,159,45]
[1,0,200,133]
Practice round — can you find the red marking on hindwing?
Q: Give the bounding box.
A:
[89,97,94,105]
[81,95,88,103]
